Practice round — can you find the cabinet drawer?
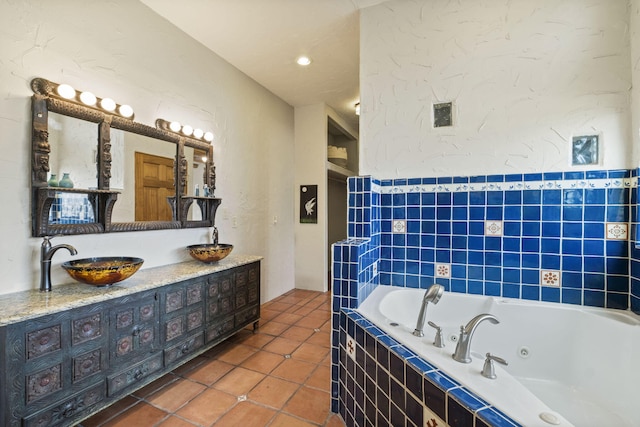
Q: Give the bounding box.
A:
[164,333,204,366]
[23,382,105,427]
[107,354,163,396]
[205,316,235,343]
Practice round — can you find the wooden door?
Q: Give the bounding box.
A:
[135,152,175,221]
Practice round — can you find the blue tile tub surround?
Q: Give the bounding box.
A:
[337,309,521,427]
[332,170,640,424]
[343,170,640,313]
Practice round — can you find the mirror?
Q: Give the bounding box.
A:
[47,112,98,189]
[30,77,218,236]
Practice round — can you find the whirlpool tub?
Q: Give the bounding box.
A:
[357,285,640,426]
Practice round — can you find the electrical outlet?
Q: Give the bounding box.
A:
[273,216,278,225]
[372,261,378,276]
[232,216,238,228]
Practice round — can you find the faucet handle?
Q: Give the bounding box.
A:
[481,352,508,379]
[427,321,445,348]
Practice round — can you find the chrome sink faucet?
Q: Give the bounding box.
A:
[452,313,499,363]
[412,284,444,337]
[40,236,77,292]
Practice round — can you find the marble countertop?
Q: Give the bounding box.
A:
[0,255,262,326]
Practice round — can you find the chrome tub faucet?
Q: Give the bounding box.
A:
[40,236,77,292]
[452,313,499,363]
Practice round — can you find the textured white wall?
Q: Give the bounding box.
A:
[0,0,295,301]
[360,0,633,178]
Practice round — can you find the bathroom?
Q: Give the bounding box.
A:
[1,0,639,426]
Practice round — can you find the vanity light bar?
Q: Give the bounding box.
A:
[155,118,214,143]
[31,77,135,119]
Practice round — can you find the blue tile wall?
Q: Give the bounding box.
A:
[331,170,640,424]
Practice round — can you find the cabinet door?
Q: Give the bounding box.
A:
[161,280,205,346]
[110,292,159,361]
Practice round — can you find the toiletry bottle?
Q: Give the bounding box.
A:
[195,184,200,196]
[203,184,209,197]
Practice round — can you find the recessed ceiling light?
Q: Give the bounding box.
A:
[296,56,312,66]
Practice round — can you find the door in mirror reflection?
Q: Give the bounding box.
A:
[110,129,176,222]
[135,152,174,221]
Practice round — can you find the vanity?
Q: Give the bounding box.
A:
[0,256,261,427]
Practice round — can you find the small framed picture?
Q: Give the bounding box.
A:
[299,185,318,224]
[571,135,599,166]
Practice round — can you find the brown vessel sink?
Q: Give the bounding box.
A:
[62,257,144,286]
[187,244,233,263]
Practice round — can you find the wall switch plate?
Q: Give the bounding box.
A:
[372,261,378,276]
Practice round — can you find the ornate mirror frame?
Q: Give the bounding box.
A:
[31,77,220,237]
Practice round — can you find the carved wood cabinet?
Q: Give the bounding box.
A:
[0,260,260,427]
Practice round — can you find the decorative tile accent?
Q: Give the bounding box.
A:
[435,263,451,278]
[392,219,406,234]
[606,223,628,240]
[346,335,356,361]
[379,176,637,194]
[541,270,561,287]
[485,221,503,236]
[424,406,445,427]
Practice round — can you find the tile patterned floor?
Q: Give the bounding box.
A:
[80,289,345,427]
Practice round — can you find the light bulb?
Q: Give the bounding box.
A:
[79,91,97,106]
[201,156,208,162]
[56,84,76,99]
[169,121,181,132]
[193,128,204,139]
[182,125,193,136]
[119,104,134,118]
[296,56,312,66]
[100,98,116,111]
[204,132,214,142]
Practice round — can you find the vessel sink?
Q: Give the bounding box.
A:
[62,257,144,286]
[187,244,233,263]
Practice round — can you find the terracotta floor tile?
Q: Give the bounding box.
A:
[183,359,234,385]
[260,308,281,320]
[262,337,301,355]
[305,364,330,392]
[269,413,318,427]
[280,325,315,342]
[155,415,198,427]
[147,378,206,412]
[131,373,178,399]
[295,315,328,329]
[213,366,265,396]
[282,386,331,425]
[213,401,276,427]
[102,401,168,427]
[306,310,330,321]
[259,321,290,336]
[292,305,314,316]
[271,358,316,384]
[241,350,284,374]
[80,395,139,426]
[248,376,300,409]
[265,301,293,312]
[305,330,331,348]
[175,387,237,426]
[291,342,330,364]
[216,343,257,365]
[239,332,275,349]
[324,413,347,426]
[272,312,304,325]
